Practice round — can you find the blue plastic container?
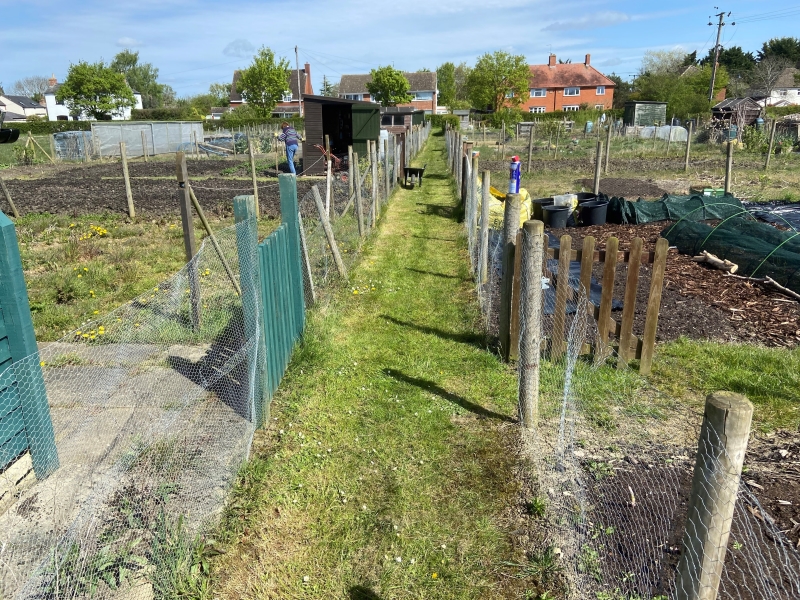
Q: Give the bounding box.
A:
[585,121,594,134]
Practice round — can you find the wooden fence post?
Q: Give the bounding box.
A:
[617,237,643,367]
[49,134,57,162]
[348,145,354,200]
[141,130,149,162]
[468,154,479,257]
[724,141,733,195]
[370,141,378,226]
[325,135,332,218]
[765,120,777,171]
[0,212,59,478]
[383,138,390,203]
[175,152,200,329]
[509,229,523,361]
[551,234,572,358]
[593,140,603,195]
[248,133,260,216]
[120,142,135,219]
[297,209,316,306]
[639,237,668,374]
[604,124,612,174]
[479,171,491,284]
[519,219,544,428]
[526,125,534,173]
[684,121,693,172]
[311,185,347,278]
[0,176,19,219]
[499,193,521,361]
[353,152,365,238]
[675,391,754,600]
[594,236,618,361]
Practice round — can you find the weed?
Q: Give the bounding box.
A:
[587,460,615,480]
[150,512,211,600]
[525,496,547,518]
[578,544,602,582]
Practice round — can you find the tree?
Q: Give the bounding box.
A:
[639,49,687,76]
[237,47,291,118]
[11,76,49,102]
[607,73,633,109]
[208,82,231,106]
[466,51,529,112]
[110,50,170,109]
[365,66,412,106]
[320,76,339,97]
[633,64,727,119]
[437,62,456,107]
[749,56,793,97]
[56,61,136,120]
[758,37,800,67]
[454,62,472,103]
[700,46,756,97]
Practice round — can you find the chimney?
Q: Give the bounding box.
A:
[585,54,591,66]
[48,74,57,87]
[548,54,556,67]
[304,62,313,94]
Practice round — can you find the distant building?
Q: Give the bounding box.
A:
[750,67,800,107]
[521,54,615,114]
[712,98,762,126]
[43,75,143,121]
[229,63,314,117]
[338,72,437,114]
[623,101,667,127]
[0,95,47,120]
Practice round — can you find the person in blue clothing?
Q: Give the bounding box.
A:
[277,122,303,174]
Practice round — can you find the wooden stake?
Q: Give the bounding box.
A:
[347,145,354,201]
[724,141,733,195]
[554,124,561,158]
[371,140,378,227]
[479,171,491,284]
[509,229,523,361]
[324,134,332,217]
[676,392,753,600]
[527,125,534,173]
[593,140,603,195]
[248,133,259,216]
[579,236,595,305]
[604,123,612,174]
[594,236,618,362]
[0,176,19,218]
[617,237,642,367]
[519,219,544,428]
[354,152,364,238]
[120,142,135,218]
[684,121,693,172]
[29,133,55,164]
[297,209,316,306]
[640,237,668,375]
[49,134,57,162]
[765,119,777,171]
[311,185,347,278]
[499,193,521,361]
[141,130,148,162]
[551,234,572,358]
[383,138,390,203]
[175,152,200,329]
[82,131,90,162]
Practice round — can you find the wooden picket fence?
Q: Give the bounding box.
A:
[509,231,668,374]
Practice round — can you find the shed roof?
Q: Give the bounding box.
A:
[303,94,375,106]
[230,68,308,103]
[528,63,615,89]
[713,97,760,111]
[338,72,437,94]
[0,111,27,121]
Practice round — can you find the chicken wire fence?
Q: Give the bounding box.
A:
[0,217,261,600]
[448,126,800,598]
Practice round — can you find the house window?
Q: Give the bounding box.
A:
[529,107,546,113]
[343,93,362,101]
[281,91,293,102]
[412,91,433,100]
[381,115,393,126]
[530,88,546,97]
[564,87,580,96]
[596,86,605,95]
[595,105,604,110]
[505,91,514,98]
[563,105,580,111]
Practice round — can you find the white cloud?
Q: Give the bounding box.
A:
[117,37,143,47]
[600,57,623,66]
[542,11,633,32]
[223,39,256,58]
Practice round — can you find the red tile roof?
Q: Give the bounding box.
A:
[529,63,615,89]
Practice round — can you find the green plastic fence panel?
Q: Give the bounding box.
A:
[0,211,58,477]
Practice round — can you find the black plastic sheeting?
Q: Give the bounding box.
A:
[746,201,800,231]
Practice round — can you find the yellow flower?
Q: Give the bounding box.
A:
[83,267,88,271]
[135,323,140,327]
[77,274,82,278]
[76,330,82,335]
[40,361,46,367]
[93,310,99,314]
[432,573,438,579]
[353,290,359,295]
[69,223,75,228]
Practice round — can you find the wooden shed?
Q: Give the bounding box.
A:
[711,98,762,126]
[302,95,380,175]
[380,107,426,134]
[623,101,667,127]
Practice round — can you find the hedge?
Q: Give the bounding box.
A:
[131,107,194,121]
[204,116,305,131]
[766,106,800,118]
[5,120,92,135]
[430,114,460,130]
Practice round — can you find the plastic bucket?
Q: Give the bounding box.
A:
[531,197,554,221]
[542,205,571,228]
[576,192,598,204]
[578,201,608,226]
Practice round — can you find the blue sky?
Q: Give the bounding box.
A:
[2,0,799,98]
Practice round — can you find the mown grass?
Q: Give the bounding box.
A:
[16,212,279,341]
[207,133,548,599]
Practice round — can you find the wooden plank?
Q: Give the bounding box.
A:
[509,229,523,361]
[548,247,659,265]
[579,236,595,305]
[594,236,619,362]
[551,234,572,358]
[640,238,669,374]
[617,237,643,368]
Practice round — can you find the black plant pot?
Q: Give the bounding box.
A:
[576,192,597,204]
[578,201,608,226]
[542,205,571,228]
[531,197,554,221]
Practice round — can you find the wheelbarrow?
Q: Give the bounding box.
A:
[404,163,427,188]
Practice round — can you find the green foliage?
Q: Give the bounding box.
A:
[607,73,633,109]
[110,50,173,109]
[633,64,727,119]
[5,120,91,135]
[742,125,769,153]
[12,143,35,166]
[701,46,757,72]
[131,107,195,121]
[208,82,231,107]
[578,544,602,582]
[437,62,456,107]
[759,37,800,65]
[207,112,303,131]
[319,77,338,97]
[467,51,530,112]
[525,497,547,518]
[150,512,212,600]
[765,105,800,118]
[366,65,412,106]
[237,47,291,118]
[430,114,460,131]
[485,107,527,130]
[57,61,136,120]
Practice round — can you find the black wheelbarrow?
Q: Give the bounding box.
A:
[404,164,427,189]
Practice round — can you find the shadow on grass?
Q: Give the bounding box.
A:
[383,368,515,423]
[410,235,457,243]
[405,267,462,280]
[380,314,486,348]
[415,203,454,218]
[348,586,383,600]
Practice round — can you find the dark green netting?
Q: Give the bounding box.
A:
[662,219,800,294]
[606,194,745,225]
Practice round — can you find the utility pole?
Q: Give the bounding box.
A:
[707,11,732,102]
[295,45,303,117]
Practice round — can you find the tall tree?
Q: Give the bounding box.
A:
[320,76,339,97]
[11,76,49,102]
[437,62,456,107]
[607,73,633,109]
[639,49,687,76]
[110,50,170,109]
[466,51,529,112]
[365,66,412,106]
[56,61,136,120]
[208,82,231,106]
[749,56,793,97]
[237,47,291,117]
[454,62,472,103]
[699,46,756,73]
[758,37,800,66]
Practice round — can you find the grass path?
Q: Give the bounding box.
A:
[210,133,533,599]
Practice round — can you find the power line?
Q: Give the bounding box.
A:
[734,5,800,24]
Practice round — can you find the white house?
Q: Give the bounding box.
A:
[0,95,47,121]
[753,67,800,107]
[43,75,143,121]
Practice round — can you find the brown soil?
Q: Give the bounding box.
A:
[575,177,669,199]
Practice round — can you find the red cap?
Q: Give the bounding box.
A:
[511,155,520,162]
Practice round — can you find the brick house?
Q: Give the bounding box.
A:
[229,63,314,117]
[521,54,615,114]
[338,72,437,114]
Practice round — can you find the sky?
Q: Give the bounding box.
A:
[2,0,800,99]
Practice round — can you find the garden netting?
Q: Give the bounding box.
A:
[607,194,745,225]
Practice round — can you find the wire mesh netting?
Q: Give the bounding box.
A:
[0,219,260,600]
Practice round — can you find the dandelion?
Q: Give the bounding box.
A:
[353,289,359,295]
[77,274,82,278]
[40,361,46,367]
[410,558,416,564]
[361,504,367,511]
[432,573,438,579]
[83,267,88,271]
[93,310,99,314]
[134,323,140,327]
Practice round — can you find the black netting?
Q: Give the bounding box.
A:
[607,194,746,225]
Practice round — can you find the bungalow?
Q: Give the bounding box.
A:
[0,95,47,120]
[229,63,314,117]
[521,54,615,114]
[43,75,143,121]
[338,72,437,114]
[750,67,800,107]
